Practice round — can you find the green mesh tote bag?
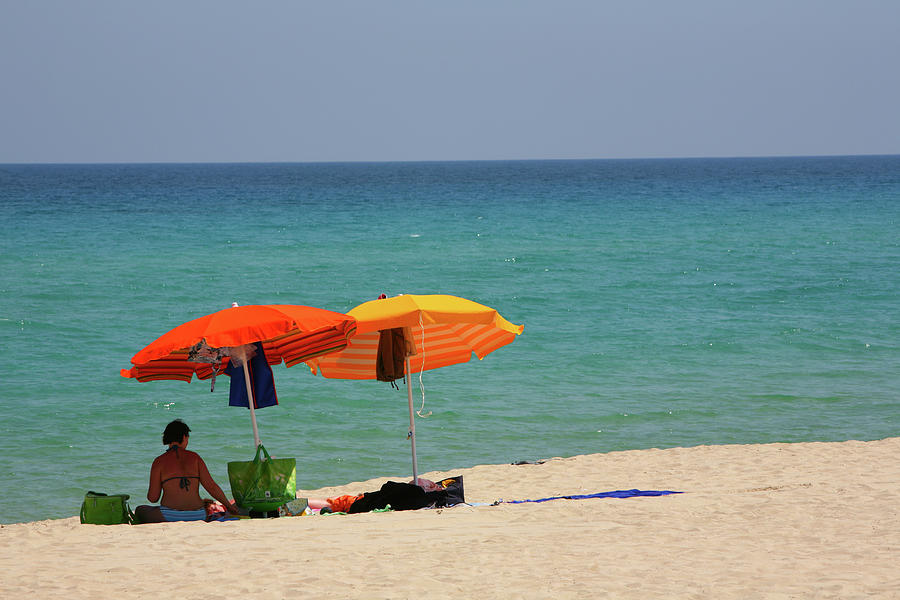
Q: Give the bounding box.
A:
[227,445,296,512]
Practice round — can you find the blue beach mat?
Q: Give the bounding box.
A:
[499,489,681,504]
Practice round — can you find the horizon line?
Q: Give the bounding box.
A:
[2,152,899,167]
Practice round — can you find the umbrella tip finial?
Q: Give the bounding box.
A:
[231,302,239,308]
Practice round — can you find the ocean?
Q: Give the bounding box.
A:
[1,156,898,525]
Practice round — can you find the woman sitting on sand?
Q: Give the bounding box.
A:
[135,419,239,523]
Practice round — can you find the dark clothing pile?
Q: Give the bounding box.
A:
[347,477,465,513]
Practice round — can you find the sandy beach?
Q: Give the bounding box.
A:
[2,437,897,599]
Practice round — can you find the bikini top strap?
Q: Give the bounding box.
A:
[164,445,196,490]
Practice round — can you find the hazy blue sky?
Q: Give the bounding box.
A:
[2,1,899,163]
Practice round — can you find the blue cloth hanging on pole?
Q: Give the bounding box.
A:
[226,342,278,409]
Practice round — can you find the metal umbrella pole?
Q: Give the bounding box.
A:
[228,303,261,449]
[404,356,419,486]
[232,343,262,449]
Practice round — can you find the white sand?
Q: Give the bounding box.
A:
[2,437,898,599]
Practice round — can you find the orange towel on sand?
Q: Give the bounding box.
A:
[326,494,364,513]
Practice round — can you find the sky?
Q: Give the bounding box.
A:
[2,1,899,163]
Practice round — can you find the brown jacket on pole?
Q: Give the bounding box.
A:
[376,327,414,384]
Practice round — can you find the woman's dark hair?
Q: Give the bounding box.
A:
[162,419,191,445]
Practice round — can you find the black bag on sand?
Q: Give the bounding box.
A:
[431,476,465,507]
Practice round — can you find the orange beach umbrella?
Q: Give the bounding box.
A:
[310,294,523,481]
[122,303,357,447]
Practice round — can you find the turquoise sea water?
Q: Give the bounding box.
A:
[1,156,898,525]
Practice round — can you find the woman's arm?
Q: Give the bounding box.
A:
[198,457,239,514]
[147,457,162,503]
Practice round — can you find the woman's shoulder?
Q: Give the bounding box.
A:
[179,449,205,466]
[154,447,202,463]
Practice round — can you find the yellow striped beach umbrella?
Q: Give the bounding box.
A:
[310,294,523,482]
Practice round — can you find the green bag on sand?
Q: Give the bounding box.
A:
[227,445,297,512]
[80,491,135,525]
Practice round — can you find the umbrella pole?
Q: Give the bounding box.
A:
[405,356,419,486]
[242,360,262,449]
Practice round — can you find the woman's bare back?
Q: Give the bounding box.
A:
[155,447,204,510]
